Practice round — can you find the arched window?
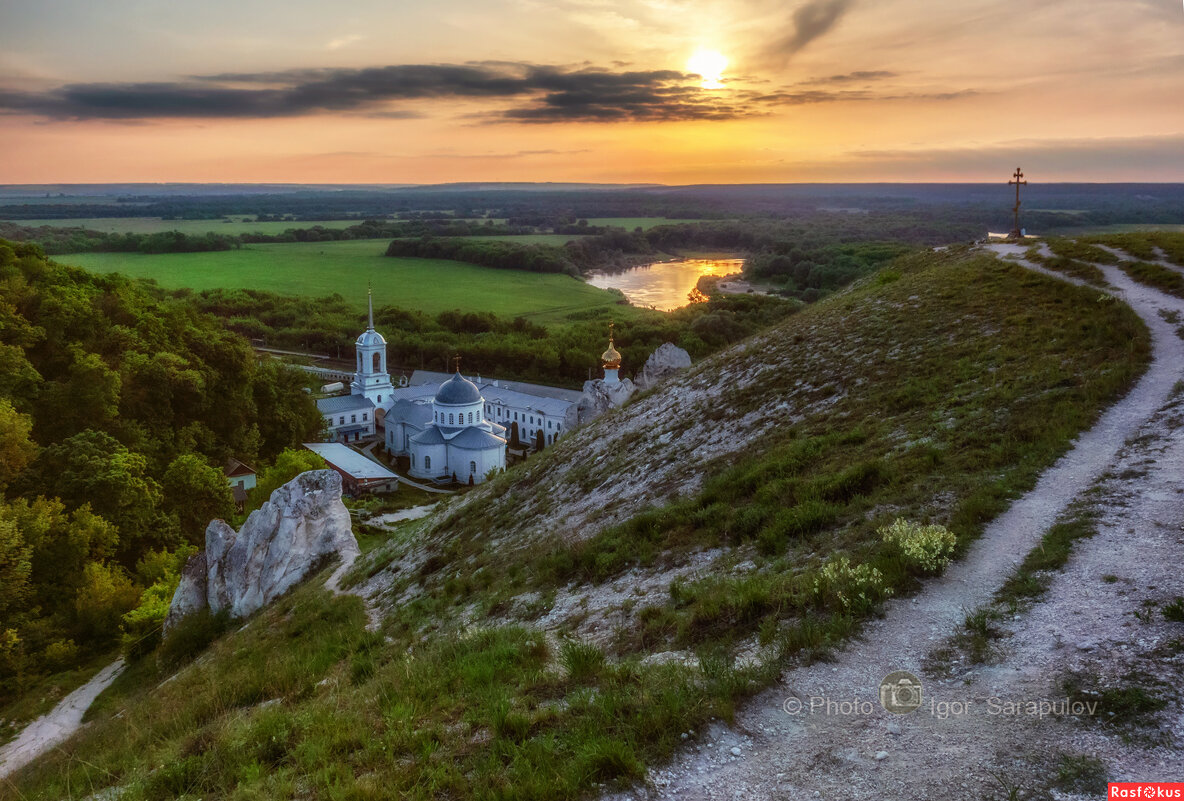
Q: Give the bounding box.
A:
[425,455,431,470]
[470,460,476,475]
[449,413,454,424]
[372,352,381,373]
[468,412,473,424]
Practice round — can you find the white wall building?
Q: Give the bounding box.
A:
[393,372,508,484]
[316,394,376,442]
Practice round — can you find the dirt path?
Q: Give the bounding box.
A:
[608,245,1184,800]
[326,552,383,632]
[0,659,124,781]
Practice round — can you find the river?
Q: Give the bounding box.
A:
[587,258,745,311]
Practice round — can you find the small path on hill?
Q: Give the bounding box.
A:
[0,659,124,781]
[326,552,382,632]
[1096,243,1184,277]
[608,245,1184,800]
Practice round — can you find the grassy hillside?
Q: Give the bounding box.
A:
[4,245,1151,801]
[58,239,627,323]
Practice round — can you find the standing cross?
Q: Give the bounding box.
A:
[1008,167,1027,236]
[452,354,462,373]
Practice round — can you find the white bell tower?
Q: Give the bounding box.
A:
[351,285,395,408]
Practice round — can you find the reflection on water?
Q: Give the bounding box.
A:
[587,258,745,311]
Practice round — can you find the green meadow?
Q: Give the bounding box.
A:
[59,239,630,323]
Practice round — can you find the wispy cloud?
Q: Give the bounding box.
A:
[764,0,856,62]
[326,34,365,50]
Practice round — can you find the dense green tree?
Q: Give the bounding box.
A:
[161,455,235,545]
[22,430,167,561]
[0,399,36,492]
[247,449,329,513]
[0,239,324,693]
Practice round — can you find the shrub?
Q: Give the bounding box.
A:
[158,607,231,667]
[42,639,79,671]
[813,556,891,614]
[121,578,177,659]
[879,518,957,574]
[72,562,141,648]
[560,639,606,683]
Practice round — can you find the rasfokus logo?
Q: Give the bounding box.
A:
[879,671,923,714]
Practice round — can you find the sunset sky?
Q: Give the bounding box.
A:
[1,0,1181,184]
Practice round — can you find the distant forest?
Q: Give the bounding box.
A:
[1,182,1182,232]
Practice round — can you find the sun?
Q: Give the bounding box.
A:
[687,49,728,89]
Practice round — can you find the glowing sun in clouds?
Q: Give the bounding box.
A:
[687,49,728,89]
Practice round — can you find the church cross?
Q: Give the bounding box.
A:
[1008,167,1027,237]
[452,354,462,373]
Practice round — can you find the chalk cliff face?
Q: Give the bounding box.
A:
[165,470,358,631]
[634,343,692,391]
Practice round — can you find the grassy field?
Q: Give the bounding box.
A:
[59,239,629,324]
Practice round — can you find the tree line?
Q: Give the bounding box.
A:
[0,239,323,701]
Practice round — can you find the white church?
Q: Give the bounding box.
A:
[317,289,592,485]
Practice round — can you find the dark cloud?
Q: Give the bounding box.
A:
[808,70,898,84]
[764,0,856,61]
[744,87,976,105]
[0,63,758,124]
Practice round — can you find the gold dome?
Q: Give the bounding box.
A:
[601,338,622,368]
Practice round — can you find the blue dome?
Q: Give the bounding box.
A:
[434,372,481,405]
[356,329,386,347]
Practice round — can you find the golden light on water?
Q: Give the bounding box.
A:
[687,49,728,89]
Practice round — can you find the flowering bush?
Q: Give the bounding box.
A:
[879,518,957,574]
[814,556,891,614]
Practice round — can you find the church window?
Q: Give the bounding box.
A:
[378,395,382,402]
[339,416,345,425]
[351,414,357,423]
[449,413,454,424]
[468,412,473,424]
[425,455,431,470]
[373,352,381,373]
[470,461,476,475]
[362,413,368,421]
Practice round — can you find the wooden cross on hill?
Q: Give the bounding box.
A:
[1008,166,1027,238]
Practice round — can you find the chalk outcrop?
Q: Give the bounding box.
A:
[164,470,358,631]
[634,343,692,391]
[577,377,636,424]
